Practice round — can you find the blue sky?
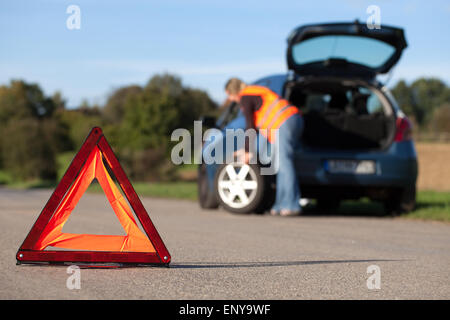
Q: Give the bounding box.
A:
[1,0,449,107]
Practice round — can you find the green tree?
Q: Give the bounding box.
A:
[391,80,415,119]
[59,105,104,149]
[105,73,217,181]
[103,85,142,125]
[52,91,66,111]
[117,73,217,151]
[410,78,450,125]
[391,77,450,127]
[0,80,70,181]
[118,80,181,151]
[429,104,450,133]
[179,88,218,128]
[0,80,56,123]
[146,73,183,97]
[2,118,57,181]
[0,74,218,183]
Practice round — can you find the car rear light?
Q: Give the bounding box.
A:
[394,116,413,142]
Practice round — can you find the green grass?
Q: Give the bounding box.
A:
[53,152,198,200]
[0,169,55,189]
[176,163,198,172]
[1,175,449,221]
[406,191,450,222]
[57,151,76,180]
[85,183,450,222]
[2,151,450,221]
[5,179,56,189]
[311,191,450,222]
[87,181,198,201]
[0,151,77,190]
[0,170,12,185]
[54,152,198,200]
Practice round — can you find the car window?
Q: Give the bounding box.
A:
[359,87,384,114]
[300,86,385,116]
[292,35,396,69]
[305,94,329,112]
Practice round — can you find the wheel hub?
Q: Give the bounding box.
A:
[217,164,258,209]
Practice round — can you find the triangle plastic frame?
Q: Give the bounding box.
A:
[16,127,171,267]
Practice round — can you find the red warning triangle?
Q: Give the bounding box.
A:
[16,127,171,266]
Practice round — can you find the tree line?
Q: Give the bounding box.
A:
[390,78,450,132]
[0,75,449,184]
[0,74,217,183]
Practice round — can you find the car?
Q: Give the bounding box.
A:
[198,21,418,215]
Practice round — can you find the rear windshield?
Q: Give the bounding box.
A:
[291,35,396,69]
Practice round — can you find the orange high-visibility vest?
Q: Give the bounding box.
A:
[239,85,299,143]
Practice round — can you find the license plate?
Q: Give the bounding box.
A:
[325,160,376,174]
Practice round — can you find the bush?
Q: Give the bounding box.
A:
[1,118,57,181]
[103,85,142,125]
[391,78,450,127]
[0,80,70,182]
[0,75,218,184]
[58,107,103,149]
[429,104,450,133]
[117,148,177,182]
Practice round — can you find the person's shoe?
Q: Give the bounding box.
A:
[270,209,279,216]
[280,209,302,217]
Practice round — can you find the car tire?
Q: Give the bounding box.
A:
[384,185,416,215]
[315,198,341,214]
[214,163,266,214]
[198,163,219,209]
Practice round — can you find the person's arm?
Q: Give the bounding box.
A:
[237,95,262,161]
[240,95,258,131]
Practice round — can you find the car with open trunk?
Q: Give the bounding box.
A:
[198,21,418,215]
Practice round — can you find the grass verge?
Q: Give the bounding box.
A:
[2,169,449,222]
[87,181,198,201]
[85,185,450,222]
[325,191,450,222]
[406,191,450,222]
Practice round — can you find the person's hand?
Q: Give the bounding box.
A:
[233,149,254,164]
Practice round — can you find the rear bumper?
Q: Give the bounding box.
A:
[300,185,407,201]
[295,141,418,189]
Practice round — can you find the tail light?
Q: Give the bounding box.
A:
[394,116,413,142]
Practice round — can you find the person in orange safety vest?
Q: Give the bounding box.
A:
[225,78,304,216]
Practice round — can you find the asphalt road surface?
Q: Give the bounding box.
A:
[1,187,449,299]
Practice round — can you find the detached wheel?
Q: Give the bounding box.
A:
[198,164,219,209]
[215,163,265,214]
